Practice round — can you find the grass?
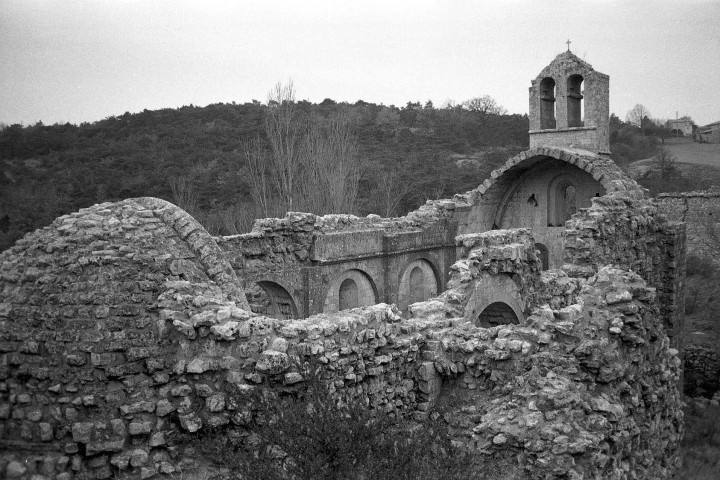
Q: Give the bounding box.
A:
[628,139,720,195]
[680,402,720,479]
[664,138,720,167]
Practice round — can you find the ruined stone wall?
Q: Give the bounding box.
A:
[0,197,684,480]
[216,209,457,318]
[564,193,687,349]
[684,345,720,397]
[0,198,248,480]
[425,266,682,480]
[657,191,720,261]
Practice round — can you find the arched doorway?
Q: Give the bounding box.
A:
[246,281,298,320]
[323,269,378,313]
[535,243,549,271]
[397,259,439,311]
[547,174,578,227]
[476,302,519,327]
[339,278,359,311]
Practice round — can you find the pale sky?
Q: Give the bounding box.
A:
[1,0,719,127]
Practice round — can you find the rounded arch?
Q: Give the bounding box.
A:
[476,302,520,327]
[323,269,378,313]
[471,146,643,204]
[463,272,526,326]
[535,243,549,271]
[547,173,578,227]
[397,258,440,311]
[246,280,299,320]
[567,74,584,128]
[539,77,557,130]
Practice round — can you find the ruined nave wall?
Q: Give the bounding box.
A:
[0,191,684,480]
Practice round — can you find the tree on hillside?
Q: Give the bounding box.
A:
[265,81,301,212]
[462,95,507,116]
[625,104,652,129]
[654,147,677,181]
[244,136,275,218]
[244,81,363,217]
[297,112,361,214]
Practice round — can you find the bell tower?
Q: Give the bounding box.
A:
[528,50,610,154]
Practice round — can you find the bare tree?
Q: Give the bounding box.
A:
[244,136,274,217]
[625,104,652,129]
[297,112,361,214]
[265,81,300,212]
[169,175,198,214]
[373,169,411,217]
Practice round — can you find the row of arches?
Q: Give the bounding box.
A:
[247,259,440,320]
[539,74,584,129]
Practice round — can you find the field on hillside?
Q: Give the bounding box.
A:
[664,138,720,167]
[629,140,720,194]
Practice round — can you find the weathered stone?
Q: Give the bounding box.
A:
[72,422,94,443]
[156,399,176,417]
[6,461,27,478]
[129,420,153,435]
[179,413,202,432]
[255,350,290,374]
[206,393,226,412]
[130,448,149,468]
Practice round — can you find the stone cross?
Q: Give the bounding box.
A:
[566,39,571,51]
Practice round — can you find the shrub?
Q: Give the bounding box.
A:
[681,402,720,478]
[191,365,513,480]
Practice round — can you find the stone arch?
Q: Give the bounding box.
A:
[463,272,526,326]
[323,269,378,313]
[539,77,557,129]
[567,74,584,127]
[535,243,549,271]
[397,258,440,311]
[476,302,520,327]
[470,147,643,214]
[247,279,299,320]
[547,174,578,227]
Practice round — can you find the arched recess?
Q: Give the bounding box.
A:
[567,74,584,127]
[397,259,440,311]
[246,280,299,320]
[547,174,578,227]
[476,302,519,327]
[535,243,549,271]
[539,77,557,129]
[323,269,378,313]
[463,272,526,326]
[463,147,639,234]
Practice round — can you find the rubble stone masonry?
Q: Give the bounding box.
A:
[0,193,684,479]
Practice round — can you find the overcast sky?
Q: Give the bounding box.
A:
[1,0,719,127]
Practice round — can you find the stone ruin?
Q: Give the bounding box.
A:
[0,51,686,479]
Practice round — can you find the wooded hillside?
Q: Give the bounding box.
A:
[0,99,529,251]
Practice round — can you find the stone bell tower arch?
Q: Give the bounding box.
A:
[528,50,610,154]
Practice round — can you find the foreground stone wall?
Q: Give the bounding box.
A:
[564,193,687,350]
[0,198,249,479]
[426,266,683,479]
[0,194,684,480]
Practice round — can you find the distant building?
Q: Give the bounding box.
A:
[697,121,720,144]
[668,118,693,136]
